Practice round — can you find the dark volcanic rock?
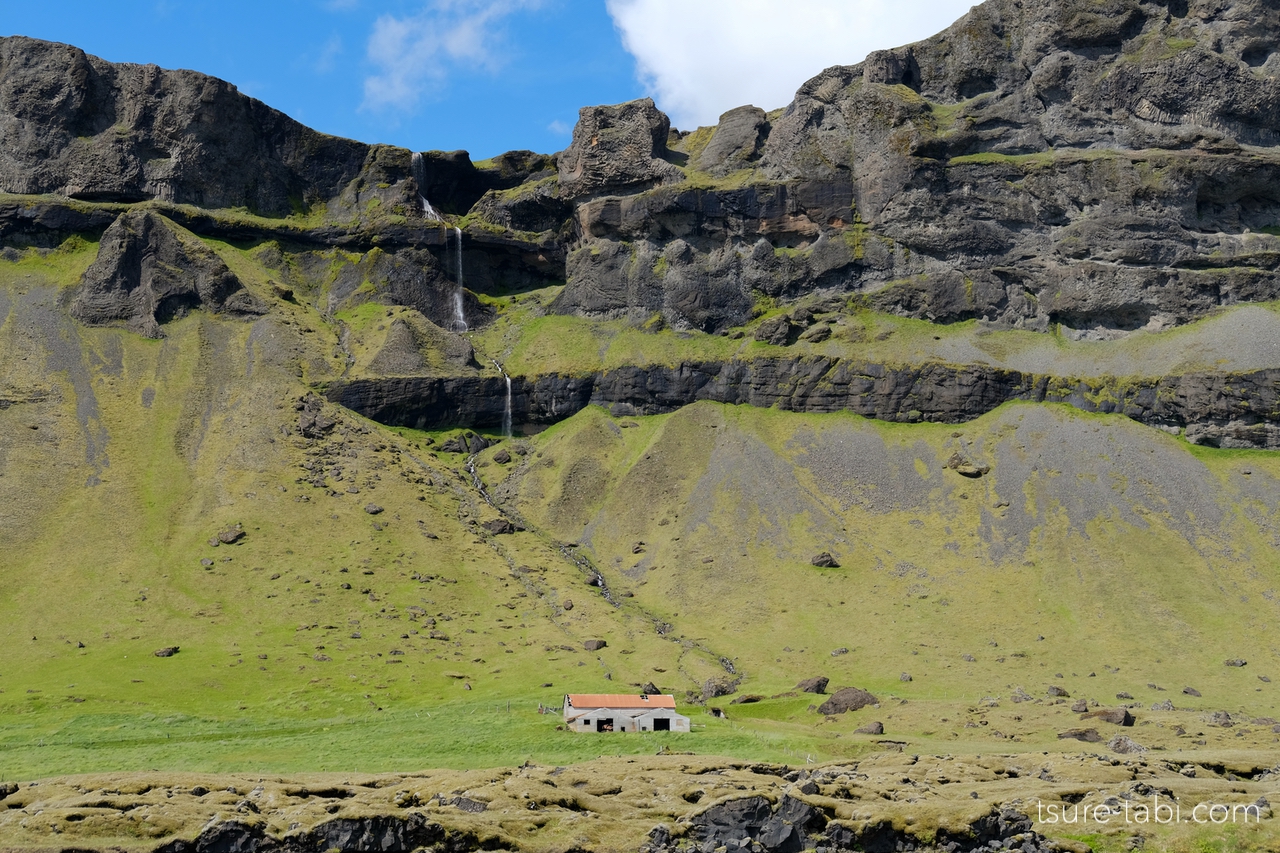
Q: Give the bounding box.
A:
[795,676,829,694]
[670,799,1048,853]
[809,551,839,568]
[582,639,607,651]
[328,360,1280,449]
[153,646,179,657]
[0,36,371,213]
[70,210,264,337]
[817,687,877,715]
[1084,707,1135,726]
[1057,727,1103,743]
[543,0,1280,336]
[1109,735,1147,754]
[481,518,516,535]
[854,720,885,735]
[557,98,682,199]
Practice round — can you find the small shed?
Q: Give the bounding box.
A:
[564,693,690,733]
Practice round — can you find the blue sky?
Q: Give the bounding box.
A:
[3,0,977,160]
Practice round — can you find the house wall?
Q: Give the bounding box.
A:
[566,707,690,733]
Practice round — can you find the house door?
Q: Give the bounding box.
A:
[654,718,670,731]
[596,718,615,732]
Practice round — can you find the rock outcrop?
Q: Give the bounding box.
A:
[70,209,264,336]
[545,0,1280,335]
[326,359,1280,449]
[0,36,370,213]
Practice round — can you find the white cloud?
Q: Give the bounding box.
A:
[605,0,978,130]
[313,35,343,74]
[361,0,542,113]
[547,119,572,136]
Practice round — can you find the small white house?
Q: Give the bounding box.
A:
[564,693,690,733]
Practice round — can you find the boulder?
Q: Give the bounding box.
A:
[795,676,829,694]
[1225,658,1248,667]
[1108,735,1147,754]
[582,639,607,651]
[809,551,839,568]
[755,316,794,346]
[1183,686,1202,697]
[1084,708,1135,726]
[854,721,885,735]
[1070,699,1089,712]
[702,676,741,700]
[216,524,245,544]
[817,687,878,715]
[1057,728,1102,743]
[492,449,511,464]
[1047,685,1069,697]
[481,518,516,535]
[363,504,384,515]
[154,646,179,657]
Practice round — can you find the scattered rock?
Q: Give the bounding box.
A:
[448,796,487,813]
[1151,700,1175,711]
[562,599,573,611]
[817,687,878,715]
[153,646,179,658]
[363,504,384,515]
[1047,685,1069,697]
[795,676,829,694]
[702,676,741,700]
[854,721,885,735]
[962,654,976,662]
[1225,658,1248,667]
[755,316,794,346]
[1057,728,1102,743]
[900,672,913,682]
[216,524,245,544]
[492,449,511,464]
[1108,735,1147,754]
[582,639,607,651]
[1070,699,1089,712]
[1085,708,1135,726]
[810,552,839,568]
[830,647,849,657]
[640,682,659,695]
[1211,710,1234,727]
[1183,686,1201,697]
[481,518,517,535]
[730,695,763,705]
[1116,692,1134,700]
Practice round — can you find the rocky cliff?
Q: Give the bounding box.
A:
[6,0,1280,442]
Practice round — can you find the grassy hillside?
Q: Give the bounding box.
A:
[4,232,1280,853]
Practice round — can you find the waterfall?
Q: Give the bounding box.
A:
[492,359,513,438]
[451,226,467,332]
[410,152,442,221]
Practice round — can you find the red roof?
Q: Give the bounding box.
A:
[566,693,676,709]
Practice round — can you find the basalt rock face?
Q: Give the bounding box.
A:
[650,798,1050,853]
[326,359,1280,449]
[0,36,373,213]
[545,0,1280,336]
[70,209,265,337]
